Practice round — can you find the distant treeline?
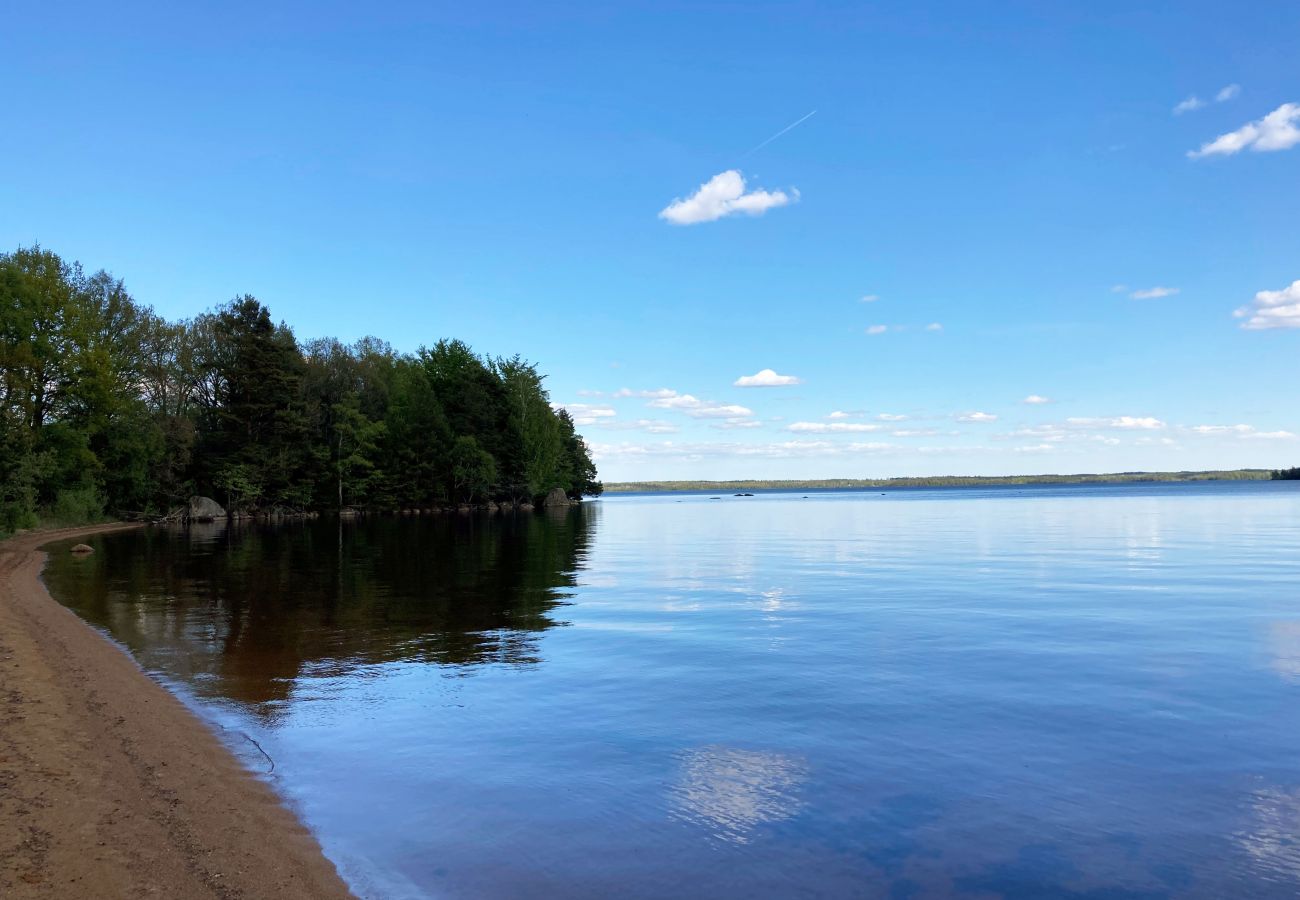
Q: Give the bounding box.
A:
[1275,468,1300,481]
[605,470,1277,493]
[0,246,599,532]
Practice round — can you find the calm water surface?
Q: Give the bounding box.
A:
[44,482,1300,898]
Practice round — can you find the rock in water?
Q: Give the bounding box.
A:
[70,544,94,555]
[187,496,226,522]
[542,487,570,508]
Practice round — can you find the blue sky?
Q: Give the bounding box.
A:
[4,1,1298,481]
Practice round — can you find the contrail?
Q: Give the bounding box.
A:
[741,109,817,158]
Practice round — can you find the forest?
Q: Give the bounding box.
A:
[0,246,600,533]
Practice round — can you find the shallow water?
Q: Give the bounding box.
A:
[44,482,1300,898]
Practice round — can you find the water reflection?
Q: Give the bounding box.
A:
[45,507,596,711]
[669,745,809,844]
[1237,786,1300,883]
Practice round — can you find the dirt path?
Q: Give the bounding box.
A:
[0,524,355,899]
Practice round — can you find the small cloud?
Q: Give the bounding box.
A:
[616,387,678,399]
[787,422,884,434]
[1188,102,1300,158]
[876,413,908,422]
[597,418,680,434]
[957,412,998,423]
[1235,279,1300,330]
[1216,84,1241,103]
[693,403,754,420]
[1067,416,1166,430]
[646,393,755,420]
[860,294,880,303]
[556,403,617,426]
[713,418,764,430]
[659,169,795,225]
[1174,95,1205,115]
[734,368,802,388]
[892,428,940,437]
[1130,286,1180,300]
[1111,284,1129,294]
[925,322,943,331]
[866,324,888,335]
[1023,394,1052,405]
[1188,424,1298,440]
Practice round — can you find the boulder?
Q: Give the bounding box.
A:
[542,488,570,508]
[187,496,226,522]
[70,543,94,555]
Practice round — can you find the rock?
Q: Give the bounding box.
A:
[187,496,226,522]
[70,543,94,555]
[542,488,569,508]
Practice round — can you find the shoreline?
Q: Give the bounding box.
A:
[0,524,354,899]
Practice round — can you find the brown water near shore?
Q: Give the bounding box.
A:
[0,524,352,899]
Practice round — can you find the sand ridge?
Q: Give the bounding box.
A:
[0,524,355,899]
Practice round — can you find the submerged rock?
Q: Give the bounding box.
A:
[187,496,226,522]
[542,487,569,508]
[70,543,94,555]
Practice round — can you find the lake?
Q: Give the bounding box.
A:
[43,481,1300,898]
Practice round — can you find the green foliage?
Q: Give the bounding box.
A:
[1273,467,1300,481]
[0,245,601,525]
[450,436,498,503]
[47,486,105,526]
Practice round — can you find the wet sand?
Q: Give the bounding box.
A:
[0,524,354,899]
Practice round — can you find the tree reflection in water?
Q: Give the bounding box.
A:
[44,506,597,712]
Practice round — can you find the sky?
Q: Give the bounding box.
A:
[3,1,1298,482]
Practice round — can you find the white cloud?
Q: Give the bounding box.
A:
[786,421,884,434]
[576,388,605,397]
[1188,424,1297,440]
[659,170,795,225]
[866,324,888,335]
[860,294,880,303]
[596,418,679,434]
[556,403,617,426]
[1174,95,1205,115]
[1189,423,1255,436]
[646,393,701,410]
[876,413,908,421]
[827,410,857,420]
[589,439,900,461]
[712,418,764,430]
[1067,416,1166,430]
[891,428,941,437]
[1235,279,1300,330]
[734,368,802,388]
[1023,394,1051,405]
[956,412,998,423]
[1189,102,1300,158]
[1111,284,1129,294]
[925,322,943,331]
[640,390,757,421]
[615,387,677,399]
[1216,84,1241,103]
[1130,286,1180,300]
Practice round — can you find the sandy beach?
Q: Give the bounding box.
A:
[0,524,354,899]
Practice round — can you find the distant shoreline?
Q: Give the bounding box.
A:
[603,469,1276,493]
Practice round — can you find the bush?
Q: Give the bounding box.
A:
[46,486,106,526]
[0,502,39,536]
